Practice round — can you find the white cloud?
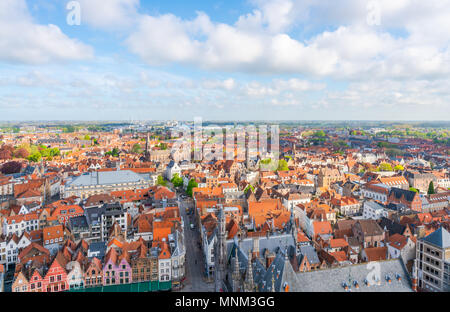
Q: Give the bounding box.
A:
[202,79,236,90]
[244,78,325,97]
[0,0,93,64]
[322,79,450,112]
[126,12,338,75]
[16,71,60,87]
[76,0,139,30]
[124,0,450,80]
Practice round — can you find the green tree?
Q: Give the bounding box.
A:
[427,181,435,195]
[106,147,120,157]
[171,173,183,188]
[28,152,42,162]
[394,165,404,171]
[277,159,289,171]
[186,179,198,197]
[314,130,326,137]
[377,163,393,172]
[49,148,60,157]
[157,175,167,186]
[83,135,91,141]
[260,158,272,165]
[244,184,255,194]
[131,143,142,154]
[409,187,419,193]
[63,126,75,133]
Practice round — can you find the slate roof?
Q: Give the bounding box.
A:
[226,236,297,292]
[298,245,320,265]
[84,206,106,225]
[67,170,148,187]
[226,234,295,260]
[88,241,107,260]
[292,259,413,292]
[69,215,88,230]
[389,187,417,202]
[378,217,406,236]
[256,249,297,292]
[422,227,450,249]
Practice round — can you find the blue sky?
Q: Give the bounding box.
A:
[0,0,449,121]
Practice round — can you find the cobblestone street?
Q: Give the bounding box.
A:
[177,195,215,292]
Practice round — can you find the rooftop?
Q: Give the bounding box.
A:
[67,170,148,187]
[293,259,412,292]
[422,227,450,249]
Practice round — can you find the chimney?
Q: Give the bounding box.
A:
[266,252,275,269]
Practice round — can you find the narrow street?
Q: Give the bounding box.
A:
[177,194,215,292]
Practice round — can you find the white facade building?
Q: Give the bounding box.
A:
[362,201,389,220]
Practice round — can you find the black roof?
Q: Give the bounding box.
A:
[88,241,107,260]
[69,215,88,229]
[378,217,406,236]
[84,206,106,224]
[389,187,417,202]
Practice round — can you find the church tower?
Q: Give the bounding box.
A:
[144,132,151,162]
[290,206,298,247]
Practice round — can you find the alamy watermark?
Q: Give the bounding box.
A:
[367,0,381,26]
[171,117,280,171]
[66,1,81,26]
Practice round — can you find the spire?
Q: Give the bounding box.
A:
[244,249,254,292]
[271,273,276,292]
[144,131,151,161]
[232,246,241,292]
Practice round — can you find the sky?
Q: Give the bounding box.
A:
[0,0,449,121]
